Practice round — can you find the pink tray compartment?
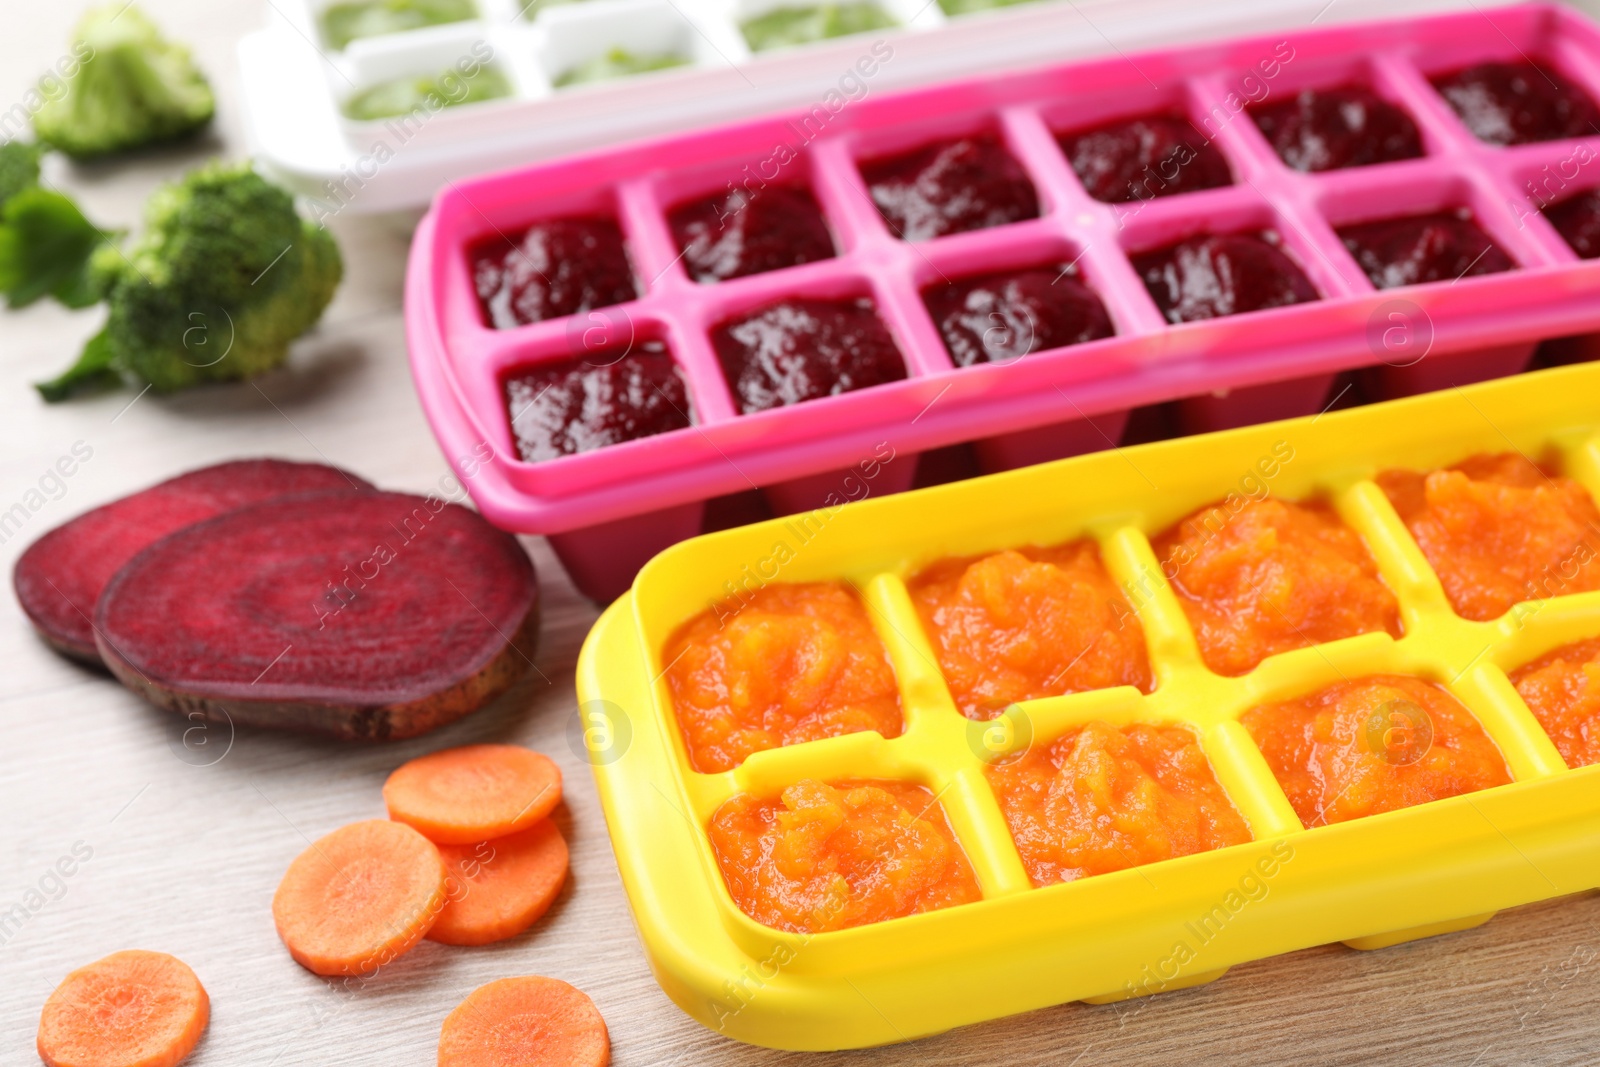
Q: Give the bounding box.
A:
[407,2,1600,600]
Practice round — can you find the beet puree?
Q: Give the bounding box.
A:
[1134,234,1318,323]
[1058,115,1231,203]
[862,135,1038,241]
[503,342,691,462]
[1432,61,1600,146]
[712,297,906,413]
[668,185,835,283]
[1251,86,1423,172]
[1338,213,1513,289]
[1545,190,1600,259]
[923,268,1113,366]
[471,216,636,329]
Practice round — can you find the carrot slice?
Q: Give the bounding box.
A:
[437,976,609,1067]
[384,744,562,845]
[272,819,446,977]
[428,820,569,946]
[37,950,208,1067]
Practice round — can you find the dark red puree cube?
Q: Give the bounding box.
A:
[1545,190,1600,259]
[668,185,835,283]
[712,298,906,413]
[923,268,1113,366]
[472,216,637,329]
[1251,86,1423,172]
[1338,213,1514,289]
[503,341,691,462]
[1432,61,1600,146]
[1058,115,1231,203]
[1135,234,1318,323]
[862,135,1038,241]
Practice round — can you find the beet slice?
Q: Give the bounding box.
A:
[94,489,539,741]
[13,459,371,665]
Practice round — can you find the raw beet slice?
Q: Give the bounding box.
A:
[14,459,371,665]
[95,490,540,741]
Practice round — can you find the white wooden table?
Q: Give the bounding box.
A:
[3,3,1599,1063]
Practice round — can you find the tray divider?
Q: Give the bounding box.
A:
[994,103,1170,338]
[942,765,1034,899]
[1452,665,1570,780]
[860,572,960,733]
[1182,74,1283,188]
[1459,162,1576,270]
[807,137,897,253]
[861,573,1036,900]
[615,176,691,293]
[1548,32,1600,126]
[1335,480,1452,624]
[1559,432,1600,505]
[860,249,956,380]
[1100,525,1204,684]
[1202,719,1304,838]
[1367,51,1480,160]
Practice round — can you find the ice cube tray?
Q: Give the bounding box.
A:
[241,0,1465,212]
[574,360,1600,1050]
[407,1,1600,601]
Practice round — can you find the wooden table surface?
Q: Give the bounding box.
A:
[4,2,1600,1063]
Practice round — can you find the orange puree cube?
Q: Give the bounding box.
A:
[708,779,981,933]
[1154,498,1400,676]
[1243,675,1510,827]
[908,541,1150,720]
[664,582,903,773]
[1377,452,1600,622]
[1511,637,1600,768]
[985,721,1250,886]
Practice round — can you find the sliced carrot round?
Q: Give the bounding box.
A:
[37,949,208,1067]
[272,819,445,977]
[437,976,609,1067]
[428,820,569,946]
[384,744,562,845]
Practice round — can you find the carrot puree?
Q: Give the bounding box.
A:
[908,541,1150,720]
[664,582,903,773]
[1377,452,1600,621]
[1154,498,1400,676]
[708,779,981,933]
[985,721,1250,886]
[1512,637,1600,768]
[1243,675,1510,826]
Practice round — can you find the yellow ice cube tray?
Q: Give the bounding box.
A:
[574,361,1600,1051]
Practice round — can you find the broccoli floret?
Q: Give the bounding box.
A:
[0,142,41,208]
[32,4,215,160]
[37,163,343,400]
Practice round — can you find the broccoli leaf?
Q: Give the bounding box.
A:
[0,141,41,208]
[32,4,215,160]
[36,325,121,402]
[0,187,111,309]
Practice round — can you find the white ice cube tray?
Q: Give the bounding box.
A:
[240,0,1479,214]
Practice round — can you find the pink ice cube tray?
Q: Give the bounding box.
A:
[406,1,1600,601]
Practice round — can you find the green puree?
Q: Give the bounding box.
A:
[344,65,511,120]
[741,3,898,52]
[518,0,589,18]
[938,0,1041,14]
[554,49,690,88]
[321,0,479,50]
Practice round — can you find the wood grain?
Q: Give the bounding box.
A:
[2,3,1599,1063]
